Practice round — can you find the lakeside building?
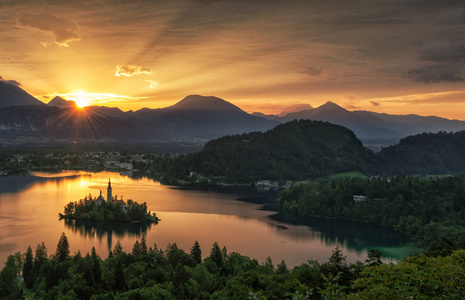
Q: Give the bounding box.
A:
[353,195,367,204]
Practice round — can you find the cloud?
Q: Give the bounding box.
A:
[344,103,360,110]
[366,91,465,105]
[46,92,147,106]
[370,101,380,106]
[405,41,465,84]
[0,75,21,86]
[115,65,153,77]
[419,42,465,62]
[304,66,323,76]
[403,65,465,83]
[18,13,80,47]
[146,80,158,88]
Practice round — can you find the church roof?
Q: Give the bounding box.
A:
[96,190,105,202]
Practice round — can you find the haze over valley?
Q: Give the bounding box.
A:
[1,81,465,150]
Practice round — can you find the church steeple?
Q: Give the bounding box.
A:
[107,179,113,203]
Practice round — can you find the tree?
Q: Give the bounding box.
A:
[64,202,75,215]
[113,240,123,255]
[209,242,223,267]
[0,256,22,299]
[140,235,148,255]
[23,246,34,288]
[190,240,202,264]
[115,260,125,291]
[328,247,347,270]
[132,240,141,256]
[34,242,48,271]
[365,249,382,267]
[347,250,465,299]
[91,247,101,284]
[55,232,70,263]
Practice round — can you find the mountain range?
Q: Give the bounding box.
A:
[253,102,465,146]
[0,81,277,140]
[0,81,44,108]
[1,80,465,145]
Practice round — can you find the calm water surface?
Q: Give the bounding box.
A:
[0,171,415,267]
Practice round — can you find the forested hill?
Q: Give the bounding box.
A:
[378,131,465,175]
[170,120,376,182]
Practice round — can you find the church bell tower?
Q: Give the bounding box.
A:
[107,179,113,203]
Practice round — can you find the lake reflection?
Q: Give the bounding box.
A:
[0,171,414,267]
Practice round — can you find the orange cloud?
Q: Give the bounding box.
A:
[115,65,152,77]
[18,13,80,47]
[146,80,158,88]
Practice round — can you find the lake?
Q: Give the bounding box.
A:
[0,171,415,267]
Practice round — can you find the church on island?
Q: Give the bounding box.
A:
[95,179,128,212]
[59,178,159,224]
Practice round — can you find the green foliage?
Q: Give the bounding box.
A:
[378,130,465,175]
[5,234,465,299]
[60,194,159,224]
[23,245,34,288]
[0,256,23,299]
[208,242,224,267]
[279,175,465,251]
[159,120,377,183]
[55,232,70,263]
[190,240,202,264]
[113,240,123,255]
[346,250,465,299]
[365,249,382,267]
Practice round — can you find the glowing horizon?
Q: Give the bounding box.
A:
[1,1,465,120]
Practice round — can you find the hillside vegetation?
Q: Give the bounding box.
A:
[3,233,465,299]
[160,120,377,183]
[378,131,465,175]
[142,124,465,184]
[279,175,465,252]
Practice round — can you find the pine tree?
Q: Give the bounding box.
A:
[132,240,141,256]
[33,242,48,277]
[140,236,148,255]
[113,240,123,255]
[190,240,202,264]
[365,249,382,266]
[115,260,125,291]
[91,247,101,284]
[55,232,70,263]
[209,242,223,267]
[221,246,228,261]
[23,246,34,288]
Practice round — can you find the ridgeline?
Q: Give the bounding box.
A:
[164,120,377,183]
[378,130,465,175]
[147,122,465,184]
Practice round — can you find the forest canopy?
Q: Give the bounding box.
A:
[3,233,465,299]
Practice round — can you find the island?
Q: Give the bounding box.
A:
[59,179,159,224]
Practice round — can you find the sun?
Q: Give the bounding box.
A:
[73,92,93,108]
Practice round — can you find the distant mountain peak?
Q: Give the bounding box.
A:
[320,101,344,110]
[47,96,77,108]
[0,80,45,108]
[278,103,313,117]
[166,95,244,113]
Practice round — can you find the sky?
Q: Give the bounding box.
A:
[1,0,465,119]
